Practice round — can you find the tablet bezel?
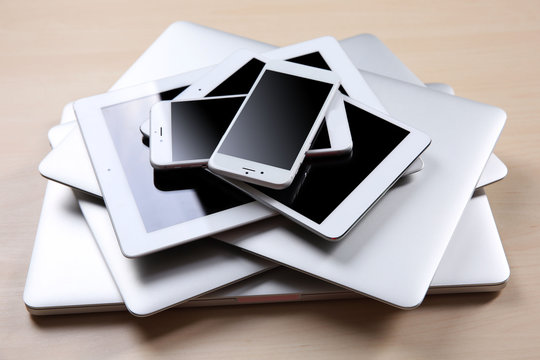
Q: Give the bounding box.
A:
[74,69,276,257]
[216,95,431,240]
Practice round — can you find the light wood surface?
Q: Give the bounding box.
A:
[1,1,539,359]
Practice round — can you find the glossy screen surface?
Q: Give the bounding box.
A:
[217,70,334,170]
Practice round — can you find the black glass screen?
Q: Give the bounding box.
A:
[254,101,410,224]
[217,70,334,170]
[171,96,245,162]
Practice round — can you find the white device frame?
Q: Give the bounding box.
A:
[217,95,431,240]
[74,70,276,257]
[208,60,340,189]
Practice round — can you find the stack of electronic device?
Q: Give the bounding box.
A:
[24,22,509,316]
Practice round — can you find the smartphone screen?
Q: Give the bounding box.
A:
[215,69,334,170]
[170,96,245,162]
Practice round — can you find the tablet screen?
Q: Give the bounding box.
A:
[254,101,410,224]
[102,88,251,233]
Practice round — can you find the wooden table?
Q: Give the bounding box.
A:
[2,1,539,358]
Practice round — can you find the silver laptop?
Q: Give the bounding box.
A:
[24,22,509,314]
[24,183,507,315]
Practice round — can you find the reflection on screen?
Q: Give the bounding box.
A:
[255,100,410,223]
[102,87,251,233]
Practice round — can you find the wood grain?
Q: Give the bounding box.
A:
[1,1,539,359]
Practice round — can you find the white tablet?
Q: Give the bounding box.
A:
[216,95,431,240]
[74,37,387,256]
[74,70,276,257]
[178,36,386,113]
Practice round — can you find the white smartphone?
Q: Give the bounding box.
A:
[149,92,351,169]
[208,60,340,189]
